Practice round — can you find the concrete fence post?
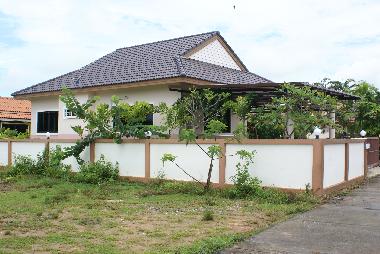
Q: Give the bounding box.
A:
[344,143,349,181]
[312,141,324,194]
[145,140,151,179]
[218,140,226,185]
[364,143,368,178]
[90,142,95,163]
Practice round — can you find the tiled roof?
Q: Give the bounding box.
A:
[12,31,272,96]
[0,97,31,120]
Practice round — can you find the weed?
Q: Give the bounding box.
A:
[77,217,102,226]
[44,192,69,205]
[75,155,119,184]
[202,209,214,221]
[204,196,216,206]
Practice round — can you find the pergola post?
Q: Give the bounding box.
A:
[286,118,294,139]
[329,111,336,139]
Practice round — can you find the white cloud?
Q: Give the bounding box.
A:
[0,0,379,96]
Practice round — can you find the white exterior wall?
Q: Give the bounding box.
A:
[349,143,365,180]
[230,113,241,133]
[12,142,45,162]
[31,96,59,136]
[0,142,8,166]
[50,142,90,172]
[150,144,219,183]
[95,143,145,177]
[323,144,345,187]
[225,144,313,189]
[30,85,181,137]
[94,85,181,128]
[58,94,89,137]
[189,39,241,70]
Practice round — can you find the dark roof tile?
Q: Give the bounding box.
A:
[12,31,272,96]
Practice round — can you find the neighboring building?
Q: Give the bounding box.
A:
[0,97,31,133]
[11,31,355,139]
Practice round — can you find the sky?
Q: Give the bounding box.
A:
[0,0,380,96]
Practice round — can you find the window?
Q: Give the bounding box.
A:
[37,111,58,133]
[143,113,154,125]
[64,109,77,119]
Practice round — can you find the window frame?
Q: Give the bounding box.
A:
[63,108,77,119]
[36,110,59,134]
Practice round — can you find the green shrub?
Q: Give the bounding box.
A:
[7,146,71,179]
[75,155,119,184]
[0,128,29,139]
[8,154,43,177]
[202,209,214,221]
[228,150,262,199]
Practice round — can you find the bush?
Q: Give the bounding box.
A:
[228,150,262,199]
[75,155,119,184]
[0,128,29,139]
[8,154,43,177]
[7,146,71,179]
[202,209,214,221]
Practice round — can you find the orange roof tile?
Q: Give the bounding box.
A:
[0,97,31,120]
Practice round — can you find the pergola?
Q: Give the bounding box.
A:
[169,82,359,139]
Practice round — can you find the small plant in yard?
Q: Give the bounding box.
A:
[8,154,43,177]
[228,149,262,199]
[202,209,214,221]
[75,155,119,184]
[7,146,71,179]
[0,128,29,139]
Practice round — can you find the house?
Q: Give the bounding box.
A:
[0,97,31,133]
[12,31,356,139]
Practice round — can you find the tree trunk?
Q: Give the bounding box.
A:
[204,158,214,192]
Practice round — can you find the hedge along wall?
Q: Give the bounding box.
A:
[0,138,368,195]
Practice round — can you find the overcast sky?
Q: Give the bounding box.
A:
[0,0,379,96]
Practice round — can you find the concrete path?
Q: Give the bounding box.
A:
[221,175,380,254]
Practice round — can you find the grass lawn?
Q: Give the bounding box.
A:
[0,175,319,254]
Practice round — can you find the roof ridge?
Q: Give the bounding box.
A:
[116,31,219,51]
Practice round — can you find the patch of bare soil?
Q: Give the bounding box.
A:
[0,180,13,192]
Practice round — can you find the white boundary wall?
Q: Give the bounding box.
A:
[226,144,313,189]
[12,142,45,162]
[349,143,365,180]
[95,143,145,177]
[0,142,8,166]
[0,139,366,194]
[150,143,219,182]
[323,144,346,188]
[50,142,90,172]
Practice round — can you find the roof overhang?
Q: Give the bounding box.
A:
[168,82,360,101]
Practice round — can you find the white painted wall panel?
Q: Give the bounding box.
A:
[12,142,45,162]
[225,144,313,189]
[189,39,241,70]
[50,143,90,172]
[95,143,145,177]
[0,142,8,166]
[30,96,59,136]
[150,144,219,183]
[323,144,345,188]
[348,143,364,180]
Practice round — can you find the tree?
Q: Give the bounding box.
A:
[250,83,340,139]
[315,79,380,137]
[160,88,230,135]
[60,88,166,163]
[160,88,233,191]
